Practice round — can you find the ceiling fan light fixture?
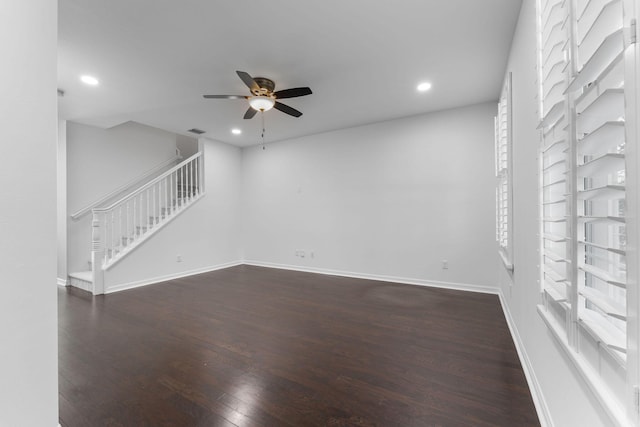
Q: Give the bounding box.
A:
[249,95,275,111]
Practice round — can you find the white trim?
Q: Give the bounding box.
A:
[70,150,182,220]
[498,290,553,427]
[104,261,243,294]
[242,260,499,295]
[57,277,68,287]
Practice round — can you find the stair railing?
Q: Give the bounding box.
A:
[71,148,182,220]
[91,152,203,294]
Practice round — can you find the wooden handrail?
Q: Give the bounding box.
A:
[93,152,201,213]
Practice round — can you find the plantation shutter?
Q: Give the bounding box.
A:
[536,0,637,422]
[571,0,628,363]
[495,73,513,270]
[539,0,572,310]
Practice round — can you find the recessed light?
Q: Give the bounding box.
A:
[417,82,432,92]
[80,75,99,86]
[231,128,242,135]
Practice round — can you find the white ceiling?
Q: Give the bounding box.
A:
[58,0,522,147]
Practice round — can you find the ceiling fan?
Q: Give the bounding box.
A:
[203,71,312,119]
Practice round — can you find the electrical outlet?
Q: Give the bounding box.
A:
[442,260,448,269]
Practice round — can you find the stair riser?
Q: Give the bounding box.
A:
[69,276,93,293]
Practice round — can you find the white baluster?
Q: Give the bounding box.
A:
[187,161,190,202]
[133,198,137,238]
[138,193,142,237]
[125,202,129,247]
[119,205,123,250]
[146,188,149,229]
[159,180,162,221]
[110,211,114,262]
[152,186,156,225]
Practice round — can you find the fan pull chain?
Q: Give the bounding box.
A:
[261,111,266,150]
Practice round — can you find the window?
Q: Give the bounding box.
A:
[536,0,638,424]
[495,72,513,271]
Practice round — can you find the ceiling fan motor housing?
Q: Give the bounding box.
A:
[252,77,275,95]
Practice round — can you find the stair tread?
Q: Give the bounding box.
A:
[69,271,93,281]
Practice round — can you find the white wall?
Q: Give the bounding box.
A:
[58,119,68,284]
[177,134,198,158]
[500,1,612,425]
[0,0,58,425]
[66,121,178,273]
[104,137,243,291]
[242,103,499,291]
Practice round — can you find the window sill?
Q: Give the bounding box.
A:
[499,249,514,272]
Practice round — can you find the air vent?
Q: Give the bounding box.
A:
[188,128,205,135]
[57,89,65,97]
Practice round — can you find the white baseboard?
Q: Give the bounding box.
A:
[57,278,68,287]
[498,290,553,427]
[243,260,499,295]
[104,261,243,294]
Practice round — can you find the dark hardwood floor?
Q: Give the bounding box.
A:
[59,265,539,426]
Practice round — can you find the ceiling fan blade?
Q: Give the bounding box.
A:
[243,107,258,120]
[274,102,303,118]
[203,95,247,99]
[273,87,312,99]
[236,71,259,93]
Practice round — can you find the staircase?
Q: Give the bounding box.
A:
[68,152,204,295]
